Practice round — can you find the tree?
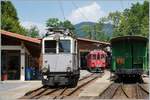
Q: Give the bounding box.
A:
[27,26,39,38]
[46,18,62,28]
[141,16,149,36]
[81,21,110,41]
[81,25,92,39]
[95,20,110,41]
[46,18,75,31]
[1,0,18,21]
[46,18,75,35]
[108,11,122,27]
[111,1,149,37]
[106,11,122,37]
[63,20,75,31]
[1,1,27,35]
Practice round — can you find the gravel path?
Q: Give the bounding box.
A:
[0,82,29,92]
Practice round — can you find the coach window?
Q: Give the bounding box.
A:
[59,40,70,53]
[92,54,96,60]
[74,40,77,53]
[101,54,105,60]
[97,54,100,60]
[44,40,56,53]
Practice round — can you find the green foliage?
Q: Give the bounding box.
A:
[111,1,149,37]
[81,25,92,39]
[26,26,39,38]
[83,1,149,40]
[1,0,18,21]
[46,18,75,31]
[46,18,62,28]
[94,21,110,41]
[141,16,149,36]
[63,20,75,31]
[108,11,122,27]
[80,1,149,41]
[1,1,27,35]
[81,20,110,41]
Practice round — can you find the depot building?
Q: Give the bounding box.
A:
[0,30,110,81]
[1,30,41,81]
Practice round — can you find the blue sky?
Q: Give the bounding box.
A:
[11,0,144,35]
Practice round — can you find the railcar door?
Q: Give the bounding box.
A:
[113,39,132,70]
[132,40,146,69]
[123,39,132,70]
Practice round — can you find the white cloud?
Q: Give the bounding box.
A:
[68,2,106,24]
[21,21,47,36]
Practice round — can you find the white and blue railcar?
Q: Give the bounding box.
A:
[41,29,80,87]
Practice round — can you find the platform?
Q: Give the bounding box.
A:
[0,81,42,100]
[0,70,91,99]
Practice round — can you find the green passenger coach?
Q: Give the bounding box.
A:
[110,36,148,77]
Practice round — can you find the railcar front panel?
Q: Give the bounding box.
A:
[41,29,79,87]
[111,36,148,76]
[87,50,107,72]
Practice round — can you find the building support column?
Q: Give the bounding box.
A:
[0,32,1,82]
[21,43,25,81]
[79,51,81,69]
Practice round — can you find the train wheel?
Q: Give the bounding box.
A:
[101,69,104,73]
[68,77,78,88]
[136,74,143,83]
[72,78,78,87]
[96,67,102,73]
[88,67,92,72]
[115,74,122,83]
[95,68,99,73]
[42,79,47,86]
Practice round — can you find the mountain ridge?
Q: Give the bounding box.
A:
[74,21,113,38]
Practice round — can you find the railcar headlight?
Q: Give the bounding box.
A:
[67,67,71,72]
[43,75,47,79]
[42,67,48,73]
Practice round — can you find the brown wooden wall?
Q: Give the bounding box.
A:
[77,40,106,52]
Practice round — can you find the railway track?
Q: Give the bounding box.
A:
[19,73,102,99]
[54,73,102,99]
[136,83,149,99]
[98,83,149,99]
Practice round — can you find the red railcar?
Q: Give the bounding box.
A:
[87,50,107,72]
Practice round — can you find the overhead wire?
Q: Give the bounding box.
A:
[58,0,66,21]
[55,0,66,71]
[71,1,89,21]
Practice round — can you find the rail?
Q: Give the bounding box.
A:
[19,73,101,99]
[99,83,149,99]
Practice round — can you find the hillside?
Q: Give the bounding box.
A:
[74,22,113,38]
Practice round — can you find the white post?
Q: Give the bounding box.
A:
[79,51,81,69]
[0,32,1,82]
[21,43,25,81]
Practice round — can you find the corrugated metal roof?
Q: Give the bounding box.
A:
[1,30,110,45]
[77,37,110,45]
[1,30,41,44]
[110,35,148,43]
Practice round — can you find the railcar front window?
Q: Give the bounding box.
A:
[97,54,100,60]
[101,54,104,59]
[92,54,96,60]
[44,40,56,53]
[59,40,70,53]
